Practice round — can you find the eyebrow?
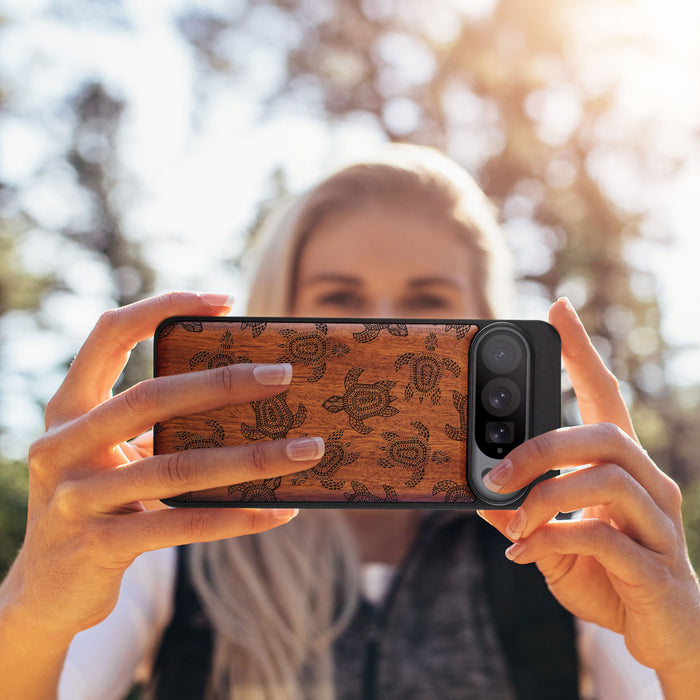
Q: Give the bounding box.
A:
[301,273,362,286]
[407,277,462,290]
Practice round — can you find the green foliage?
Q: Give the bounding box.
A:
[0,223,54,316]
[682,478,700,572]
[0,460,28,577]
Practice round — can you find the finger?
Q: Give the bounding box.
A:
[503,518,662,588]
[476,509,516,540]
[504,464,676,554]
[48,292,235,423]
[109,507,300,558]
[548,298,636,439]
[86,436,325,508]
[483,423,681,515]
[67,362,293,454]
[128,431,153,459]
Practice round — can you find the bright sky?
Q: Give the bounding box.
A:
[1,0,699,456]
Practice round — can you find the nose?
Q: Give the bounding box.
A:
[366,300,399,319]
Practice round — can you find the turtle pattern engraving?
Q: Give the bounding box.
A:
[277,323,349,382]
[189,330,251,369]
[181,320,203,333]
[432,479,475,503]
[444,323,476,340]
[322,367,399,434]
[158,319,203,339]
[344,481,398,503]
[378,421,450,488]
[394,332,460,405]
[168,491,193,503]
[240,321,268,338]
[169,419,226,503]
[227,477,282,502]
[352,323,408,343]
[291,430,359,490]
[174,419,226,450]
[445,390,468,441]
[240,394,307,440]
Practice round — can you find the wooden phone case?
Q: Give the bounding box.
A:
[153,317,558,508]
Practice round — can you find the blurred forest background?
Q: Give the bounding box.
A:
[1,0,700,575]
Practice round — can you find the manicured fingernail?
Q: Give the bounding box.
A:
[286,437,325,461]
[505,541,527,561]
[254,363,293,386]
[273,508,299,521]
[557,296,578,319]
[483,460,512,493]
[199,293,236,309]
[506,509,527,540]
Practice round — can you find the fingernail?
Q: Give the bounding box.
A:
[506,509,527,540]
[505,541,527,561]
[273,508,299,521]
[254,363,293,386]
[483,460,512,493]
[199,293,236,309]
[557,296,578,319]
[286,437,325,461]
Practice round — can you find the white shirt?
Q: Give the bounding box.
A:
[59,548,663,700]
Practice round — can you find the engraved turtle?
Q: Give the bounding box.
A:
[240,321,268,338]
[353,323,408,343]
[344,481,397,503]
[189,330,251,369]
[291,430,359,490]
[168,492,193,503]
[174,419,225,450]
[432,479,475,504]
[227,477,282,502]
[445,390,468,441]
[277,323,349,382]
[394,332,460,405]
[240,394,307,440]
[158,319,203,339]
[444,323,477,340]
[379,421,450,488]
[322,367,399,435]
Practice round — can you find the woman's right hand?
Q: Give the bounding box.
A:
[1,292,324,642]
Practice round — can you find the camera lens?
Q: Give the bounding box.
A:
[489,387,510,411]
[481,378,521,417]
[482,334,523,374]
[486,421,514,444]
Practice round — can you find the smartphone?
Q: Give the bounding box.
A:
[153,317,560,509]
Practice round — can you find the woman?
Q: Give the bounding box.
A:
[0,145,697,699]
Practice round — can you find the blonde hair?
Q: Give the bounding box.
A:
[189,512,360,700]
[188,144,514,699]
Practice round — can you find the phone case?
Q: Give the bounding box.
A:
[153,317,560,509]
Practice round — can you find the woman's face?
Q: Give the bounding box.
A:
[293,202,485,318]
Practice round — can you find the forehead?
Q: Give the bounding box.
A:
[298,203,472,279]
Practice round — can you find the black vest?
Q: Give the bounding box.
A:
[148,514,579,699]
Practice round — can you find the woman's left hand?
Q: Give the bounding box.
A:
[478,298,700,696]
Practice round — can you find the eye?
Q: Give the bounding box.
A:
[403,294,452,312]
[315,290,366,311]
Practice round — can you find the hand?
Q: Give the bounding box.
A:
[3,292,325,640]
[478,298,700,692]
